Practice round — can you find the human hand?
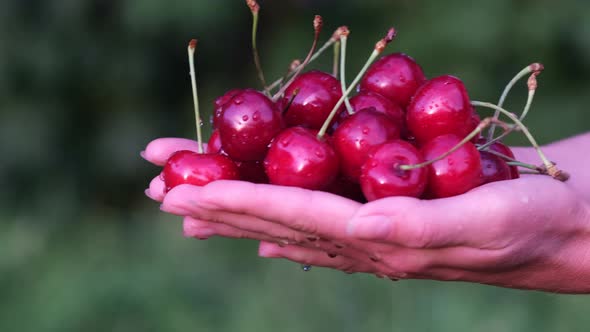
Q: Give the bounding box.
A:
[143,138,590,293]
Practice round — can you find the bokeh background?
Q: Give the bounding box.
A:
[1,0,589,331]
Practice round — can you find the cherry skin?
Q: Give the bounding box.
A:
[360,140,427,201]
[359,53,426,108]
[281,70,343,129]
[332,108,401,183]
[207,129,222,154]
[323,176,366,203]
[348,90,405,129]
[212,88,242,129]
[421,134,482,198]
[479,150,511,184]
[487,141,520,179]
[264,127,339,190]
[218,89,283,161]
[162,150,239,192]
[235,160,269,184]
[407,75,475,144]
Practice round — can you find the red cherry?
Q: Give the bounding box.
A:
[479,151,511,184]
[235,160,269,184]
[348,90,405,129]
[333,108,401,183]
[282,70,343,129]
[212,89,242,129]
[264,127,339,190]
[360,140,427,201]
[207,129,222,154]
[487,141,520,179]
[406,75,474,144]
[359,53,426,108]
[422,134,482,198]
[162,150,239,192]
[218,89,283,161]
[323,176,366,203]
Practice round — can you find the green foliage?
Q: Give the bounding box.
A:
[1,0,589,331]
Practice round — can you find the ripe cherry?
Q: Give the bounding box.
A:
[264,127,339,190]
[349,90,405,129]
[406,75,474,144]
[212,88,242,128]
[487,141,520,179]
[359,53,426,108]
[479,151,511,184]
[162,151,239,192]
[421,134,482,198]
[332,108,401,183]
[206,129,222,154]
[235,160,269,184]
[218,88,283,161]
[360,140,427,201]
[323,176,366,203]
[281,70,343,129]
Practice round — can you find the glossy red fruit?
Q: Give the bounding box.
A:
[488,141,520,179]
[422,134,482,198]
[235,160,269,184]
[406,75,474,144]
[207,129,222,154]
[360,140,427,201]
[218,89,283,161]
[479,151,511,184]
[333,108,401,183]
[162,150,239,192]
[264,127,339,190]
[281,70,343,129]
[349,90,405,129]
[359,53,426,108]
[212,89,242,129]
[323,176,366,203]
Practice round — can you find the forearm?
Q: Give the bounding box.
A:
[512,131,590,203]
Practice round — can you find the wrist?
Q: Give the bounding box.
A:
[560,201,590,293]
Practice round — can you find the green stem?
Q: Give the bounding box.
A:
[333,41,340,78]
[339,36,353,115]
[251,12,268,94]
[188,40,203,154]
[506,161,542,171]
[520,85,536,122]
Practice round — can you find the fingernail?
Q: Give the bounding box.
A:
[160,203,190,216]
[140,150,147,161]
[348,215,392,240]
[185,227,215,239]
[258,242,281,258]
[144,188,153,199]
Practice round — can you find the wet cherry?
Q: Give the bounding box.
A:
[218,88,283,161]
[212,88,242,128]
[479,150,511,184]
[264,127,339,190]
[359,53,426,108]
[421,134,482,198]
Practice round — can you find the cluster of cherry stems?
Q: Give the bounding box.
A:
[160,0,568,205]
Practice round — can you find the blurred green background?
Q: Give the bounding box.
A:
[1,0,589,331]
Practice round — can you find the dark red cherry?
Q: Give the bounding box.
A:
[207,129,222,154]
[323,176,366,203]
[333,108,401,183]
[212,89,242,129]
[360,140,427,201]
[421,134,482,198]
[218,89,283,161]
[162,150,239,192]
[348,90,405,130]
[282,70,343,129]
[264,127,339,190]
[407,75,475,144]
[359,53,426,108]
[487,141,520,179]
[479,151,511,184]
[235,160,269,184]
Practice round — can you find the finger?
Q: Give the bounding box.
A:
[168,181,361,240]
[258,241,376,274]
[183,216,278,242]
[145,174,166,202]
[347,180,536,248]
[142,137,201,166]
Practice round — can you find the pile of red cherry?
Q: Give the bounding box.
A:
[159,2,562,203]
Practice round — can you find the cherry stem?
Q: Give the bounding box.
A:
[317,28,396,139]
[476,125,518,151]
[247,0,268,94]
[333,40,340,78]
[272,15,323,102]
[339,35,354,114]
[278,59,301,90]
[471,101,567,181]
[282,88,300,114]
[505,160,542,171]
[398,117,498,171]
[487,63,544,140]
[266,26,347,92]
[520,72,540,121]
[188,39,203,154]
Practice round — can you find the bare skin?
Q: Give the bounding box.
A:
[143,132,590,293]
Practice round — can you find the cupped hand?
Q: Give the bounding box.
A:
[143,137,590,293]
